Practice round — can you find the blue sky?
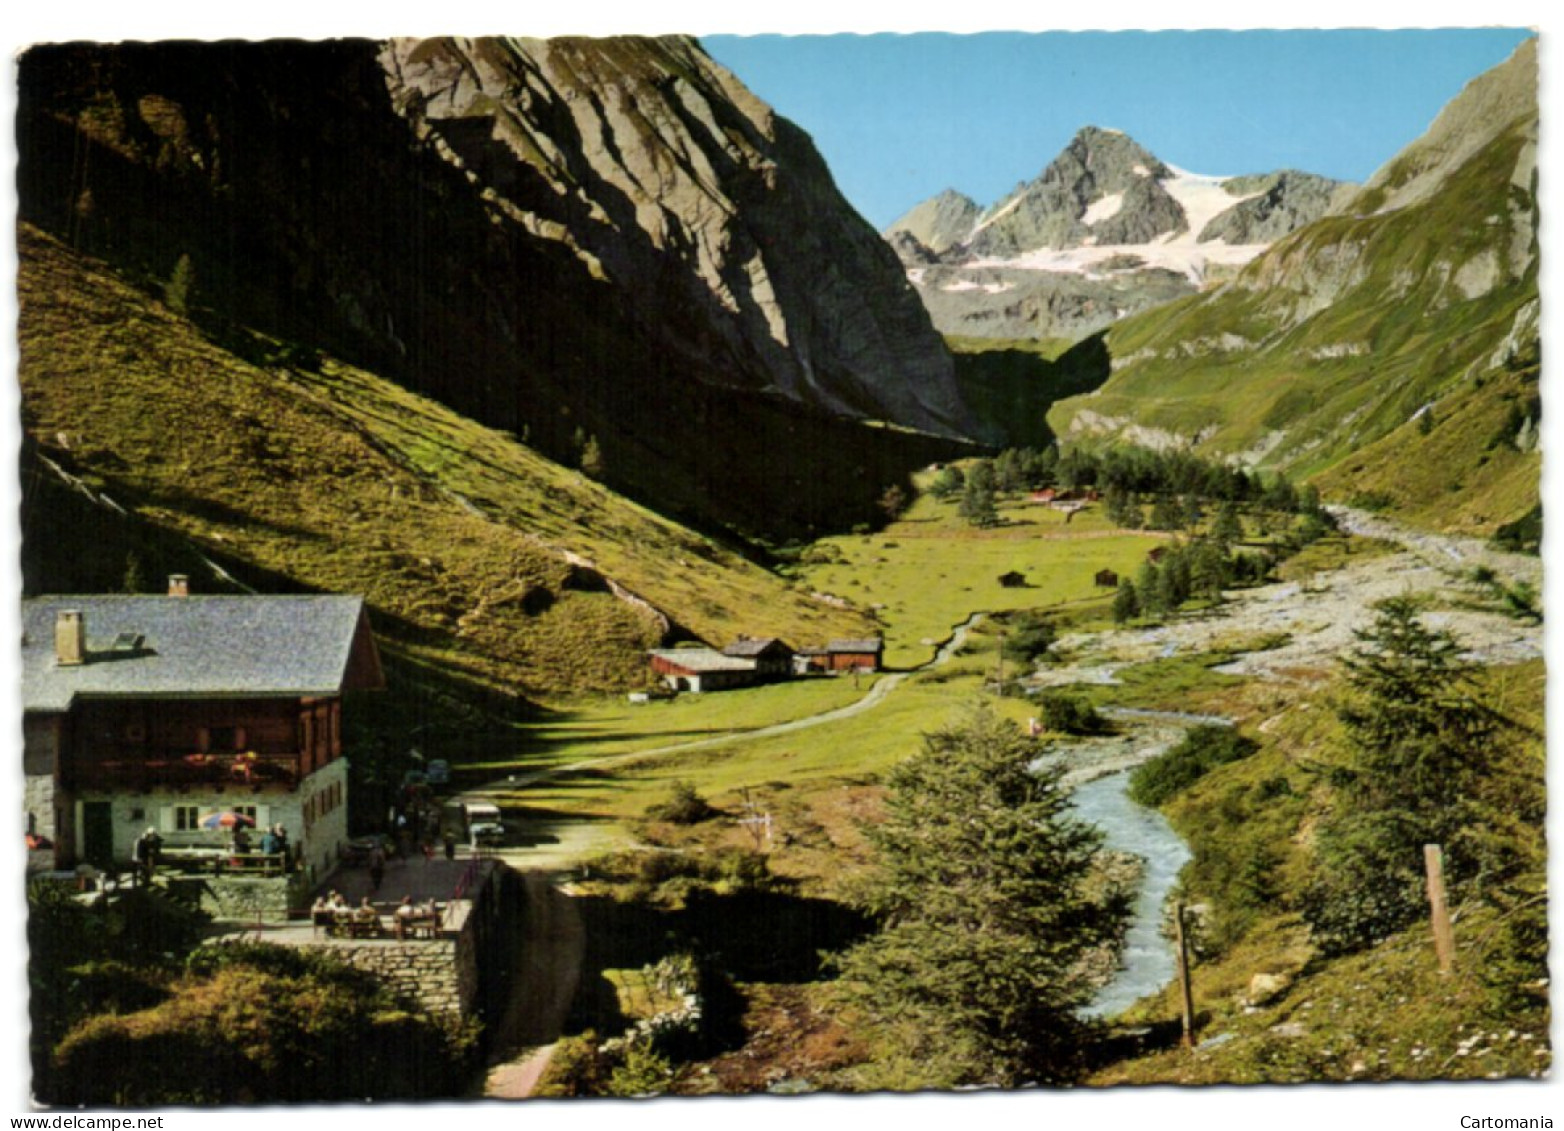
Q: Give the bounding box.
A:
[703,29,1535,230]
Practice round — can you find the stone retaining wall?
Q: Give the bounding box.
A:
[326,940,464,1019]
[169,874,293,920]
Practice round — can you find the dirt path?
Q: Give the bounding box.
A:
[482,873,586,1098]
[465,613,990,1094]
[460,613,985,808]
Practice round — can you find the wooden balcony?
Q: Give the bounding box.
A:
[70,752,302,793]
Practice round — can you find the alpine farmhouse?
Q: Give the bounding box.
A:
[23,579,383,882]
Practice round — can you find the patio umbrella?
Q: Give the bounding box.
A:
[200,811,257,830]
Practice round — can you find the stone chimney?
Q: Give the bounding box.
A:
[168,574,190,598]
[55,610,85,667]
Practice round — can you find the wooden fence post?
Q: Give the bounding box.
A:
[1425,843,1455,974]
[1174,901,1196,1049]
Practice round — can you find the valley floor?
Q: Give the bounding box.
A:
[468,500,1544,1094]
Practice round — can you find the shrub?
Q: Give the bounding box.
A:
[1001,612,1058,663]
[1127,725,1258,808]
[607,1041,676,1096]
[1298,809,1429,956]
[1347,490,1394,512]
[645,780,717,824]
[532,1032,613,1097]
[1491,504,1541,554]
[1037,692,1105,736]
[46,953,476,1105]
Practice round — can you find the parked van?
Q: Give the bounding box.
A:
[461,801,505,846]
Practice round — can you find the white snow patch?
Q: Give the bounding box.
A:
[1133,164,1151,177]
[941,278,1015,295]
[966,239,1268,287]
[1161,165,1262,243]
[959,164,1271,285]
[1083,192,1124,226]
[907,268,926,285]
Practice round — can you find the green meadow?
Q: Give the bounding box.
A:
[460,676,880,779]
[796,483,1166,668]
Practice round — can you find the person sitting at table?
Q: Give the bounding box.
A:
[260,826,281,858]
[231,826,251,854]
[327,890,349,913]
[393,895,417,938]
[354,896,380,931]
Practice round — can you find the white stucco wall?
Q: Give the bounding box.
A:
[297,757,351,881]
[70,756,350,872]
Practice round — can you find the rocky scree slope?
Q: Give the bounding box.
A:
[17,37,973,544]
[886,126,1348,341]
[1046,39,1539,538]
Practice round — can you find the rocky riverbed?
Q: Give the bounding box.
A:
[1029,508,1541,690]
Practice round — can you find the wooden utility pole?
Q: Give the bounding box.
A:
[1174,901,1196,1049]
[995,627,1006,694]
[1425,843,1455,974]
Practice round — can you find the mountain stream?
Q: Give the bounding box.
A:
[1031,710,1225,1019]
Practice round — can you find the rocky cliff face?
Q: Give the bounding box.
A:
[1341,37,1538,217]
[17,37,973,543]
[885,126,1347,341]
[380,37,971,438]
[885,188,981,256]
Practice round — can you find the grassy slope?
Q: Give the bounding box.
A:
[1312,358,1540,537]
[18,225,873,701]
[1046,118,1539,536]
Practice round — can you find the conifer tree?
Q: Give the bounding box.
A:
[959,461,1000,528]
[1112,578,1139,624]
[1212,500,1244,547]
[835,708,1126,1086]
[1304,596,1506,952]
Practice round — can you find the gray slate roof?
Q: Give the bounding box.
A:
[827,638,884,653]
[648,648,756,673]
[23,595,377,713]
[721,637,793,658]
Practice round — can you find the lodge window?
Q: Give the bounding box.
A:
[174,806,200,831]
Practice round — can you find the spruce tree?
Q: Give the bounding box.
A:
[1149,494,1182,531]
[835,707,1126,1086]
[1112,578,1139,623]
[959,461,1000,528]
[1304,596,1505,952]
[1212,500,1244,547]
